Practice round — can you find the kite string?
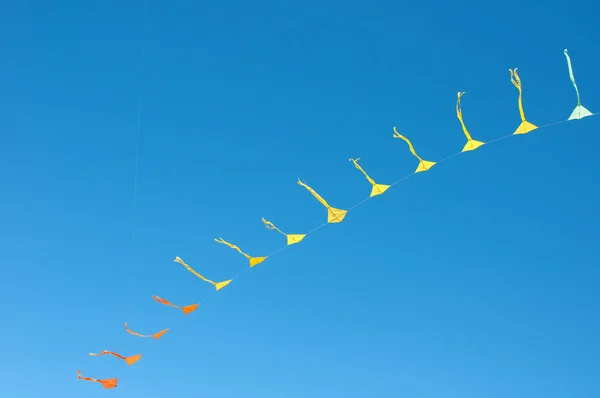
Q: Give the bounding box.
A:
[131,2,148,266]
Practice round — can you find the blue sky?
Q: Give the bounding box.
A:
[1,0,599,397]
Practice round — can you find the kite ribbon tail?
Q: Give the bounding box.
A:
[564,49,581,106]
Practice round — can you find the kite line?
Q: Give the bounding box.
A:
[131,1,148,268]
[79,1,148,389]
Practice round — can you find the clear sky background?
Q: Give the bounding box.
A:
[1,0,599,397]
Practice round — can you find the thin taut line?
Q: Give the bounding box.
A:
[132,2,148,266]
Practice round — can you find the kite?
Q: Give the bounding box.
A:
[89,350,141,365]
[297,178,347,223]
[564,49,593,120]
[174,256,232,290]
[124,322,169,340]
[262,217,306,245]
[153,295,199,315]
[392,127,436,173]
[510,68,538,135]
[214,237,267,267]
[456,92,485,152]
[348,158,390,197]
[76,370,117,389]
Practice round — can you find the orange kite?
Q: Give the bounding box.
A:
[153,295,198,315]
[124,322,169,340]
[89,350,141,365]
[76,370,117,389]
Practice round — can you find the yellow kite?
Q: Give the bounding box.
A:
[174,256,232,291]
[510,68,538,135]
[392,127,436,173]
[262,217,305,245]
[348,158,390,197]
[297,179,347,223]
[456,92,485,152]
[214,237,267,267]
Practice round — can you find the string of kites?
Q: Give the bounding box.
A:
[77,49,596,389]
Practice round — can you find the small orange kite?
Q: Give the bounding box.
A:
[76,370,117,389]
[124,322,169,340]
[153,295,198,315]
[89,350,141,365]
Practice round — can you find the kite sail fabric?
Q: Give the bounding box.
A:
[262,217,305,245]
[392,127,436,173]
[349,158,390,197]
[297,179,347,223]
[77,49,599,389]
[124,322,169,340]
[564,49,593,120]
[153,295,198,315]
[509,68,538,135]
[89,350,141,366]
[456,92,485,152]
[174,256,232,290]
[214,237,267,267]
[76,370,117,389]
